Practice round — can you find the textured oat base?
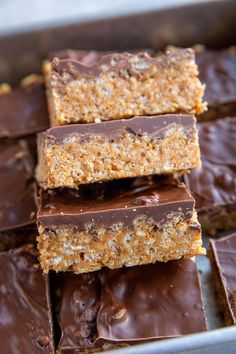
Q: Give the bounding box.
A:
[199,208,236,237]
[48,49,206,125]
[197,103,236,122]
[37,211,205,274]
[37,125,201,189]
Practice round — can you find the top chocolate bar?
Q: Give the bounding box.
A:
[47,48,206,125]
[0,76,49,139]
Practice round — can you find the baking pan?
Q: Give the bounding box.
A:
[0,0,236,353]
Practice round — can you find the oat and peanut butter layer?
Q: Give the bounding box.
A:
[47,48,206,125]
[197,48,236,121]
[0,76,49,139]
[209,233,236,325]
[36,114,201,189]
[184,117,236,236]
[56,259,206,351]
[0,244,54,353]
[0,141,37,232]
[37,177,205,273]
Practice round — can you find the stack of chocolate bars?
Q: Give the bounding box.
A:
[35,48,207,350]
[2,46,236,353]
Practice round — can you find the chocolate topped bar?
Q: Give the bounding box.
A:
[0,141,37,232]
[197,49,236,120]
[56,259,206,351]
[184,117,236,235]
[0,78,49,139]
[37,177,205,273]
[47,48,206,125]
[36,114,201,188]
[0,244,54,353]
[39,177,194,229]
[209,233,236,325]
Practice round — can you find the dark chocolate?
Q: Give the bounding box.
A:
[39,114,195,144]
[56,259,206,350]
[52,48,193,81]
[0,142,37,232]
[210,233,236,323]
[0,82,49,139]
[38,177,194,230]
[197,49,236,106]
[184,117,236,213]
[0,244,54,353]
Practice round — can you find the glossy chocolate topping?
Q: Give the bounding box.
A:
[0,142,37,231]
[196,49,236,106]
[38,177,194,229]
[52,48,194,81]
[0,82,49,139]
[57,259,206,350]
[0,244,54,353]
[48,49,112,64]
[48,49,155,63]
[39,114,195,144]
[184,117,236,211]
[210,234,236,322]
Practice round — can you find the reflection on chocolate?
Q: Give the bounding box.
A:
[197,49,236,106]
[39,114,195,144]
[0,244,54,353]
[184,117,236,212]
[56,259,206,350]
[0,142,37,232]
[0,82,49,139]
[38,177,194,229]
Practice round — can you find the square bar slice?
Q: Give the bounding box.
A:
[184,117,236,236]
[0,244,54,353]
[36,114,201,189]
[56,259,206,351]
[209,233,236,325]
[0,75,49,139]
[0,141,37,232]
[47,48,206,125]
[37,177,205,273]
[196,48,236,121]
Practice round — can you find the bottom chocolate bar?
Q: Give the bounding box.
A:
[0,244,54,353]
[56,258,206,352]
[37,177,205,274]
[209,233,236,326]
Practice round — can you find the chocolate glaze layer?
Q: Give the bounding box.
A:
[0,82,49,139]
[184,117,236,212]
[56,259,206,350]
[48,49,155,63]
[38,177,194,229]
[197,49,236,106]
[0,142,37,232]
[0,244,54,353]
[210,234,236,323]
[52,48,193,81]
[39,114,195,144]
